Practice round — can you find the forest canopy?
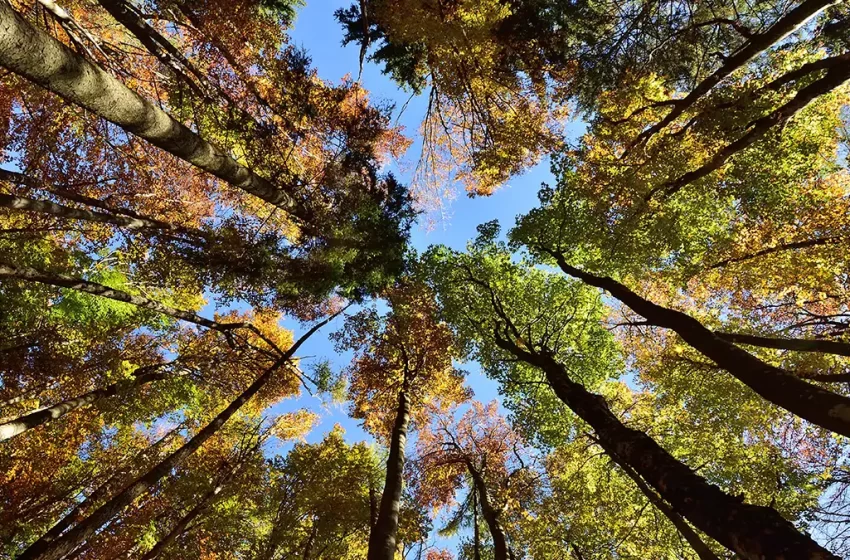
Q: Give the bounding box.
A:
[0,0,849,559]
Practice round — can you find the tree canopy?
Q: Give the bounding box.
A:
[1,0,849,559]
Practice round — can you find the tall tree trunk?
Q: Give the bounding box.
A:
[19,314,335,560]
[714,331,850,357]
[629,0,837,150]
[302,522,318,560]
[0,193,175,231]
[0,261,237,333]
[0,366,168,441]
[545,251,850,437]
[492,333,837,559]
[0,1,302,215]
[657,57,850,200]
[617,461,719,560]
[708,235,844,269]
[367,388,411,560]
[472,488,482,560]
[139,483,222,560]
[466,464,511,560]
[0,168,185,229]
[26,424,183,552]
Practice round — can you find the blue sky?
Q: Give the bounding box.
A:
[264,0,559,451]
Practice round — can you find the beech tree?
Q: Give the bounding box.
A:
[2,0,850,558]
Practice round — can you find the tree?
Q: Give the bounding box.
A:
[415,401,536,560]
[424,238,838,559]
[333,281,470,560]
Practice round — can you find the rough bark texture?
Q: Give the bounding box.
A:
[19,315,332,560]
[493,335,837,559]
[0,367,167,441]
[0,2,302,215]
[367,389,411,560]
[0,193,173,231]
[631,0,837,149]
[466,464,511,560]
[547,252,850,437]
[617,462,720,560]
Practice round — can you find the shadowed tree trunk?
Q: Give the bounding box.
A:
[657,56,850,200]
[26,424,183,552]
[0,193,177,231]
[466,463,512,560]
[139,483,223,560]
[492,331,837,559]
[543,250,850,438]
[19,314,336,560]
[715,331,850,357]
[0,1,302,215]
[629,0,838,150]
[367,387,411,560]
[617,461,719,560]
[0,261,243,334]
[472,488,482,560]
[0,365,169,441]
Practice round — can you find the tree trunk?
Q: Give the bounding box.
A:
[0,366,168,441]
[715,331,850,358]
[0,2,302,216]
[617,461,719,560]
[19,315,333,560]
[0,261,235,333]
[0,192,177,231]
[95,0,208,99]
[302,522,318,560]
[708,235,843,269]
[367,388,411,560]
[658,57,850,199]
[630,0,837,149]
[547,252,850,437]
[466,464,511,560]
[493,334,837,559]
[0,167,186,230]
[472,488,482,560]
[26,424,182,552]
[139,483,222,560]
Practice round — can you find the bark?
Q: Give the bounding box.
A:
[139,483,222,560]
[708,235,843,269]
[466,463,511,560]
[630,0,837,150]
[0,261,235,333]
[715,331,850,358]
[95,0,208,99]
[367,388,411,560]
[0,193,174,231]
[0,2,303,216]
[656,58,850,200]
[492,334,837,559]
[617,461,719,560]
[301,523,318,560]
[545,250,850,437]
[19,314,334,560]
[28,424,183,551]
[0,168,182,228]
[0,366,168,441]
[472,488,482,560]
